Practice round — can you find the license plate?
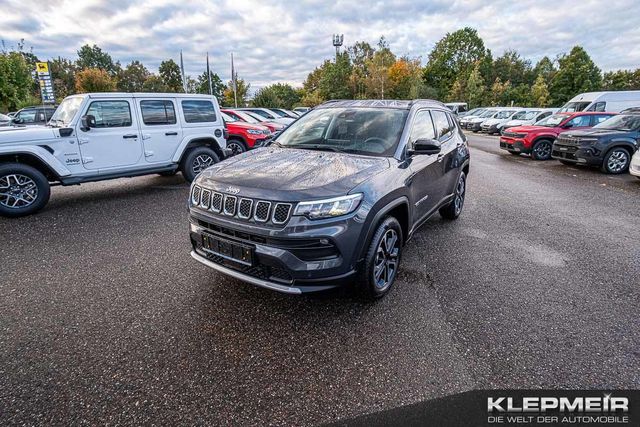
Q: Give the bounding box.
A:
[202,233,254,266]
[559,147,568,151]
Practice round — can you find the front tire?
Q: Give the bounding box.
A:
[357,216,403,299]
[439,172,466,220]
[531,139,553,160]
[226,139,247,156]
[601,147,631,174]
[180,147,219,183]
[0,163,50,217]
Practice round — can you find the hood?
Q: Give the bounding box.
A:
[562,128,628,138]
[503,119,528,127]
[226,121,270,132]
[483,118,502,125]
[197,147,389,200]
[470,117,489,123]
[507,125,555,134]
[0,126,58,143]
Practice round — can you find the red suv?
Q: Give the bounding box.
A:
[222,109,285,134]
[499,112,616,160]
[220,112,272,155]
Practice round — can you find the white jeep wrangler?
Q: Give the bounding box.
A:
[0,92,228,217]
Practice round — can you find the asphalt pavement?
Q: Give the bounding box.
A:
[1,133,639,425]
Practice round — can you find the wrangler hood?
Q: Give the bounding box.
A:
[197,147,390,200]
[0,126,58,144]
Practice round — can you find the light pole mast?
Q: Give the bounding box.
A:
[332,34,343,61]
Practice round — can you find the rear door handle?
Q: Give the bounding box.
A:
[165,131,178,136]
[123,134,138,139]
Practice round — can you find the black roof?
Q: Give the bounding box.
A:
[317,99,446,110]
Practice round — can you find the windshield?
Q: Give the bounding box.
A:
[50,96,84,125]
[220,112,237,122]
[513,110,538,120]
[275,107,407,157]
[559,101,591,113]
[228,110,259,124]
[593,114,640,131]
[479,109,496,118]
[535,113,568,127]
[496,110,516,119]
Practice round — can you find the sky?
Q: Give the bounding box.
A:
[1,0,639,92]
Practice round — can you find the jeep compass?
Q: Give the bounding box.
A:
[188,100,470,298]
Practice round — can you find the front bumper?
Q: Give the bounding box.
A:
[499,137,530,154]
[188,208,364,293]
[469,122,483,131]
[481,124,499,133]
[551,143,602,165]
[630,155,640,177]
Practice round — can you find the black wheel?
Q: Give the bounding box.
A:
[601,147,631,174]
[439,172,466,220]
[226,139,246,156]
[531,139,553,160]
[180,147,219,182]
[0,163,50,217]
[559,160,574,166]
[357,216,403,299]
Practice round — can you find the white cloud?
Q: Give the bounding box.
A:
[1,0,639,92]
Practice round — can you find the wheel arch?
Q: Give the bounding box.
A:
[358,196,411,263]
[174,136,225,163]
[0,152,62,182]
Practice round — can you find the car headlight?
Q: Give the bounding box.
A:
[293,194,363,219]
[247,129,263,135]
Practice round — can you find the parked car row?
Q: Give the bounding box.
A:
[498,110,640,176]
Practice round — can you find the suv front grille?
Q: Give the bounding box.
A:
[191,186,293,226]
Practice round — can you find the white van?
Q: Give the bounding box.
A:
[559,91,640,113]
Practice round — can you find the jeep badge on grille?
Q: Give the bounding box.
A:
[225,186,240,195]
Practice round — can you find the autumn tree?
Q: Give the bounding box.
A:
[223,78,250,107]
[141,75,169,92]
[530,74,551,107]
[75,68,116,93]
[50,57,76,101]
[549,46,602,106]
[76,44,119,76]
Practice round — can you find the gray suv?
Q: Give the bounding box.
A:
[188,100,470,298]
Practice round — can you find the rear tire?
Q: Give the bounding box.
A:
[601,147,631,174]
[439,172,466,220]
[180,147,219,183]
[356,216,403,300]
[0,163,50,217]
[531,139,553,160]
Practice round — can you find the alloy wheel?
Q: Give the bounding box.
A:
[607,150,629,173]
[373,229,400,290]
[454,174,466,215]
[534,141,551,159]
[192,154,215,174]
[227,142,244,156]
[0,174,38,209]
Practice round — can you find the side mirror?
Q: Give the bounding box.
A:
[408,139,441,156]
[562,122,573,129]
[11,117,22,124]
[80,114,96,131]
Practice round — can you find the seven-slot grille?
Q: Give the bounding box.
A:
[192,185,293,225]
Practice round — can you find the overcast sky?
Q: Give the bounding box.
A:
[2,0,639,92]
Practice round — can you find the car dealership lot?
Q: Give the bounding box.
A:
[1,134,639,425]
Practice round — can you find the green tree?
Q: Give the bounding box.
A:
[364,38,396,99]
[76,44,119,76]
[0,51,35,111]
[530,74,551,107]
[75,68,116,93]
[319,52,353,99]
[387,58,423,99]
[466,63,486,108]
[50,57,77,101]
[158,59,183,92]
[490,77,511,105]
[223,78,250,107]
[194,71,225,102]
[423,27,490,99]
[493,50,533,87]
[549,46,602,106]
[446,77,466,102]
[117,60,150,92]
[251,86,281,107]
[533,56,556,82]
[141,75,169,92]
[602,69,640,90]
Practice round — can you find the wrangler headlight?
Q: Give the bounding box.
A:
[293,194,363,219]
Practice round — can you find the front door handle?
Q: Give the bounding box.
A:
[165,131,178,136]
[123,134,138,139]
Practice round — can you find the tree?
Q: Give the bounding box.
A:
[76,44,119,76]
[251,83,301,108]
[466,63,486,108]
[194,71,225,102]
[490,77,511,105]
[252,86,281,108]
[158,59,183,92]
[0,50,34,111]
[549,46,602,106]
[602,69,640,90]
[141,75,169,92]
[364,38,396,99]
[50,57,77,101]
[423,27,490,99]
[446,77,466,102]
[387,58,423,99]
[319,52,353,99]
[75,68,116,93]
[493,50,533,87]
[300,90,324,107]
[223,78,250,107]
[530,74,551,107]
[533,56,556,82]
[117,60,150,92]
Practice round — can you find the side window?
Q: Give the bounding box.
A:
[409,110,436,144]
[18,110,36,123]
[182,100,216,123]
[587,102,606,112]
[140,100,177,125]
[431,110,453,140]
[592,115,612,125]
[86,101,132,128]
[538,111,552,120]
[566,115,591,128]
[250,110,272,119]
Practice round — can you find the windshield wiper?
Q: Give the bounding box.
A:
[292,144,341,153]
